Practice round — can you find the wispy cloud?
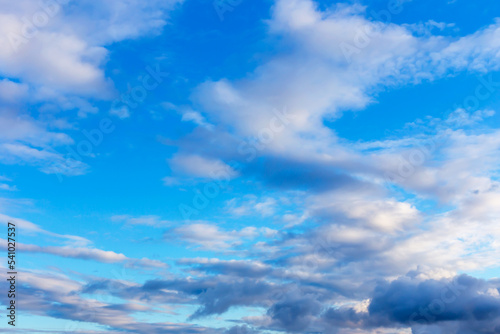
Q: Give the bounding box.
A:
[111,215,172,228]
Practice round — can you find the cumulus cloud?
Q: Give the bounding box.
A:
[309,188,421,232]
[0,0,183,176]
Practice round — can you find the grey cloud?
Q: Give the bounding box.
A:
[368,275,500,329]
[177,258,274,278]
[189,279,274,319]
[266,295,323,332]
[3,270,223,334]
[224,325,261,334]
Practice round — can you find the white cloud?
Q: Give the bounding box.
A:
[10,240,167,268]
[0,112,72,146]
[0,0,182,98]
[0,183,17,191]
[226,196,278,217]
[171,223,272,251]
[181,110,213,129]
[3,2,500,333]
[0,0,184,175]
[169,154,239,180]
[0,213,91,246]
[310,190,421,232]
[110,105,130,119]
[0,142,89,176]
[0,79,29,103]
[191,0,500,172]
[0,15,112,97]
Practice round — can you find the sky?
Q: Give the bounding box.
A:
[1,0,500,333]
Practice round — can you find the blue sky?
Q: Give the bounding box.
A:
[1,0,500,333]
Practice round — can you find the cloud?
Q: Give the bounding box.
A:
[168,223,261,250]
[0,0,184,176]
[1,268,216,334]
[169,154,239,180]
[11,241,167,268]
[109,105,130,119]
[177,258,273,278]
[0,183,17,191]
[0,112,72,146]
[17,242,126,262]
[0,22,110,98]
[4,1,500,333]
[0,106,87,176]
[0,0,183,98]
[366,274,500,333]
[189,279,275,319]
[159,2,500,331]
[138,276,277,321]
[111,215,171,228]
[309,189,421,232]
[0,213,91,246]
[0,79,29,103]
[179,0,500,199]
[224,326,260,334]
[0,142,89,176]
[225,196,278,217]
[265,294,323,332]
[181,110,214,129]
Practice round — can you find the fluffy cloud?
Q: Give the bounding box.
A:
[0,0,183,176]
[0,0,182,97]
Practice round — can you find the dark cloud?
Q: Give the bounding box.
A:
[177,259,273,278]
[368,274,500,325]
[15,265,500,334]
[246,157,362,192]
[266,295,323,332]
[223,325,261,334]
[341,274,500,334]
[190,279,274,319]
[322,275,500,334]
